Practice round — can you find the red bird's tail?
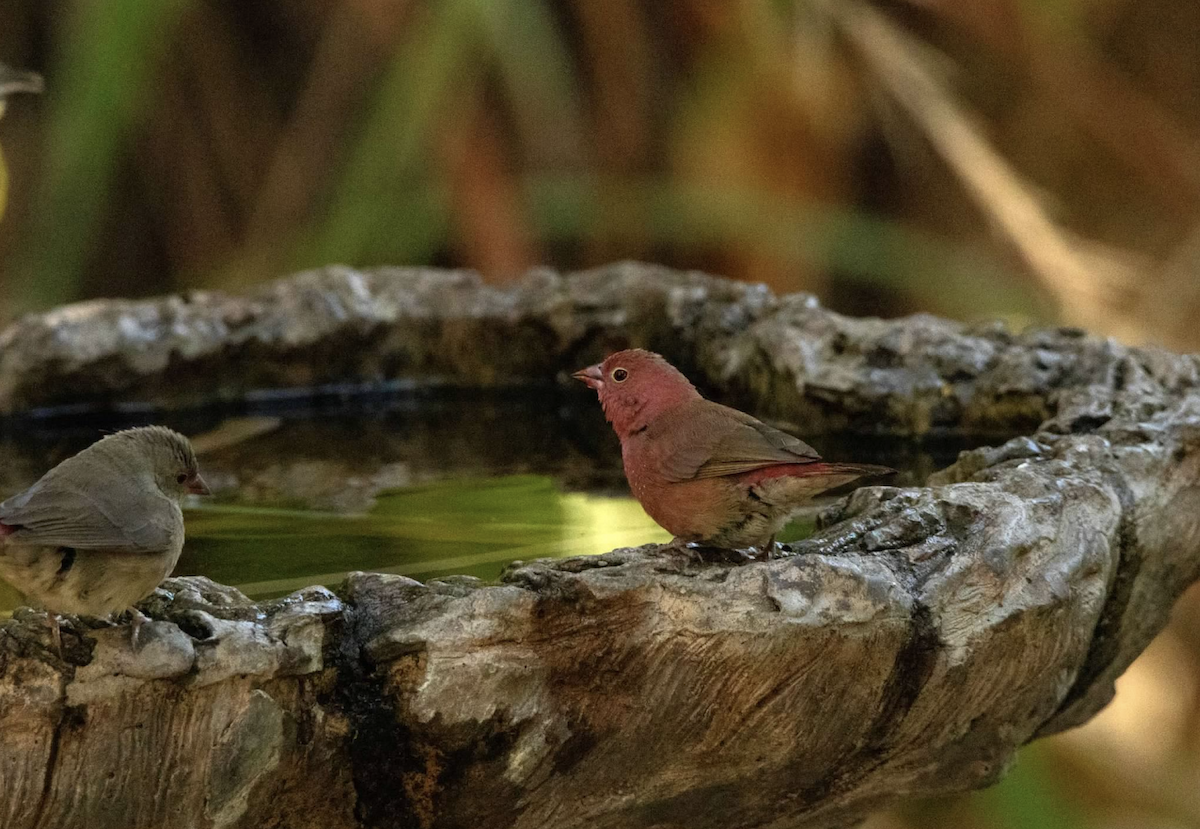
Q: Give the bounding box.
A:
[811,462,895,479]
[738,460,895,504]
[743,461,894,484]
[803,462,895,498]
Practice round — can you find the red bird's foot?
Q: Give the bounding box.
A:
[663,537,702,563]
[740,545,776,562]
[665,539,770,564]
[662,538,724,564]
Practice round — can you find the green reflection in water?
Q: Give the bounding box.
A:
[178,474,671,601]
[0,474,833,613]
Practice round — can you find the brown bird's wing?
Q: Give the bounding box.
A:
[653,401,821,483]
[0,456,176,553]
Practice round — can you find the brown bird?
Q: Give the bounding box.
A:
[574,349,892,551]
[0,426,210,653]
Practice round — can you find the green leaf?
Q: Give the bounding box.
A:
[12,0,190,310]
[296,0,476,268]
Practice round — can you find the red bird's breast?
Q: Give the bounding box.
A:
[620,437,741,542]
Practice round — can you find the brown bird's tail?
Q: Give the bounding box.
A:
[799,462,896,498]
[817,463,895,480]
[744,461,896,506]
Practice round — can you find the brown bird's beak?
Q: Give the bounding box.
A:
[187,473,212,496]
[572,364,604,390]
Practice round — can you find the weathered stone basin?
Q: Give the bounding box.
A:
[1,262,1197,829]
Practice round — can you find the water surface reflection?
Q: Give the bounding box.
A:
[0,391,982,609]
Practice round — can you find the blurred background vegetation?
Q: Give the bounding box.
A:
[2,0,1199,826]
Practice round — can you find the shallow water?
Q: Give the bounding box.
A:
[0,390,979,611]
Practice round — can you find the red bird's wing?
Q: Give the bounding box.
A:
[653,402,821,482]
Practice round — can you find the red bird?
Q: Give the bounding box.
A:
[573,349,892,551]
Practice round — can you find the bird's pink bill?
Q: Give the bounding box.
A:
[572,364,605,390]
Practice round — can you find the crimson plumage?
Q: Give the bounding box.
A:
[574,349,891,549]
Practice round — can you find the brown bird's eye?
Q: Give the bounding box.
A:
[176,473,188,484]
[612,368,628,382]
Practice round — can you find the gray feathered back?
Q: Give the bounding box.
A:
[0,426,194,553]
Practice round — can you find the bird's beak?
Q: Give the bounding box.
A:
[187,473,212,496]
[572,364,604,390]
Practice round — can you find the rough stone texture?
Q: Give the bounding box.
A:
[0,260,1175,439]
[0,263,1198,828]
[0,579,353,829]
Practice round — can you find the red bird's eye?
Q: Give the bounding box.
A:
[612,368,628,382]
[176,473,188,484]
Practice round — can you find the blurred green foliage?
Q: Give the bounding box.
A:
[0,141,7,225]
[16,0,188,308]
[2,0,1197,349]
[0,61,43,224]
[974,746,1090,829]
[0,0,1064,328]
